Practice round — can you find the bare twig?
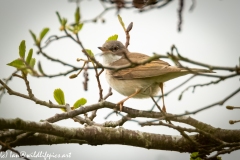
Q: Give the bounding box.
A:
[42,35,69,49]
[150,96,163,112]
[178,74,238,101]
[206,145,240,159]
[176,86,240,116]
[0,79,65,109]
[38,50,78,69]
[177,0,184,32]
[96,68,104,102]
[22,73,34,98]
[82,64,89,91]
[0,70,19,101]
[103,87,113,100]
[158,52,240,72]
[125,22,133,48]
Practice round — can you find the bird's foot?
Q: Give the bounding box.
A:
[161,105,167,113]
[116,101,124,111]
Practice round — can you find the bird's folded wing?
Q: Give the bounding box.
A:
[110,53,182,80]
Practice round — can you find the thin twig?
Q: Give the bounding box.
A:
[103,87,113,100]
[0,79,65,109]
[42,35,68,49]
[0,70,19,101]
[175,86,240,116]
[38,50,78,69]
[178,74,238,101]
[177,0,184,32]
[158,52,240,72]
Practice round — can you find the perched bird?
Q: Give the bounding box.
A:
[98,40,214,112]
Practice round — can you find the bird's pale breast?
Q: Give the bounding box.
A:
[105,70,160,98]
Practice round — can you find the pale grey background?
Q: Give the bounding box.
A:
[0,0,239,160]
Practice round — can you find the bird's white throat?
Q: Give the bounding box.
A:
[102,53,122,66]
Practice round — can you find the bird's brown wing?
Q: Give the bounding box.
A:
[110,53,182,80]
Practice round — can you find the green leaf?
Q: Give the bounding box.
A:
[72,23,84,34]
[85,49,94,57]
[106,34,118,42]
[38,61,45,75]
[56,12,62,24]
[191,158,201,160]
[19,40,26,59]
[26,49,33,64]
[29,30,37,44]
[73,98,87,109]
[39,28,49,41]
[75,7,80,25]
[53,88,65,105]
[23,69,33,75]
[29,58,36,68]
[62,18,67,26]
[190,152,198,158]
[77,23,83,31]
[67,26,74,32]
[7,58,25,69]
[190,152,202,160]
[118,15,126,31]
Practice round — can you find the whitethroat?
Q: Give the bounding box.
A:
[98,40,214,112]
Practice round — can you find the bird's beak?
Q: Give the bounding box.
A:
[98,47,109,52]
[98,47,104,51]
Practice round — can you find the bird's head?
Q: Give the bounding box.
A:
[98,40,128,65]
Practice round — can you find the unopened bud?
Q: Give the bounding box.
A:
[69,74,78,79]
[229,120,234,124]
[226,106,234,110]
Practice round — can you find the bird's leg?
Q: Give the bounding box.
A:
[117,89,141,111]
[159,83,166,112]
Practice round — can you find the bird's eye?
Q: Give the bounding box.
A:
[111,46,119,52]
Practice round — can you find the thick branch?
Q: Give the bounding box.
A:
[1,117,240,153]
[0,118,201,152]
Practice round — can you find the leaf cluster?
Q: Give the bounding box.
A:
[7,40,36,75]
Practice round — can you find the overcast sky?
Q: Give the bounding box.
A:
[0,0,240,160]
